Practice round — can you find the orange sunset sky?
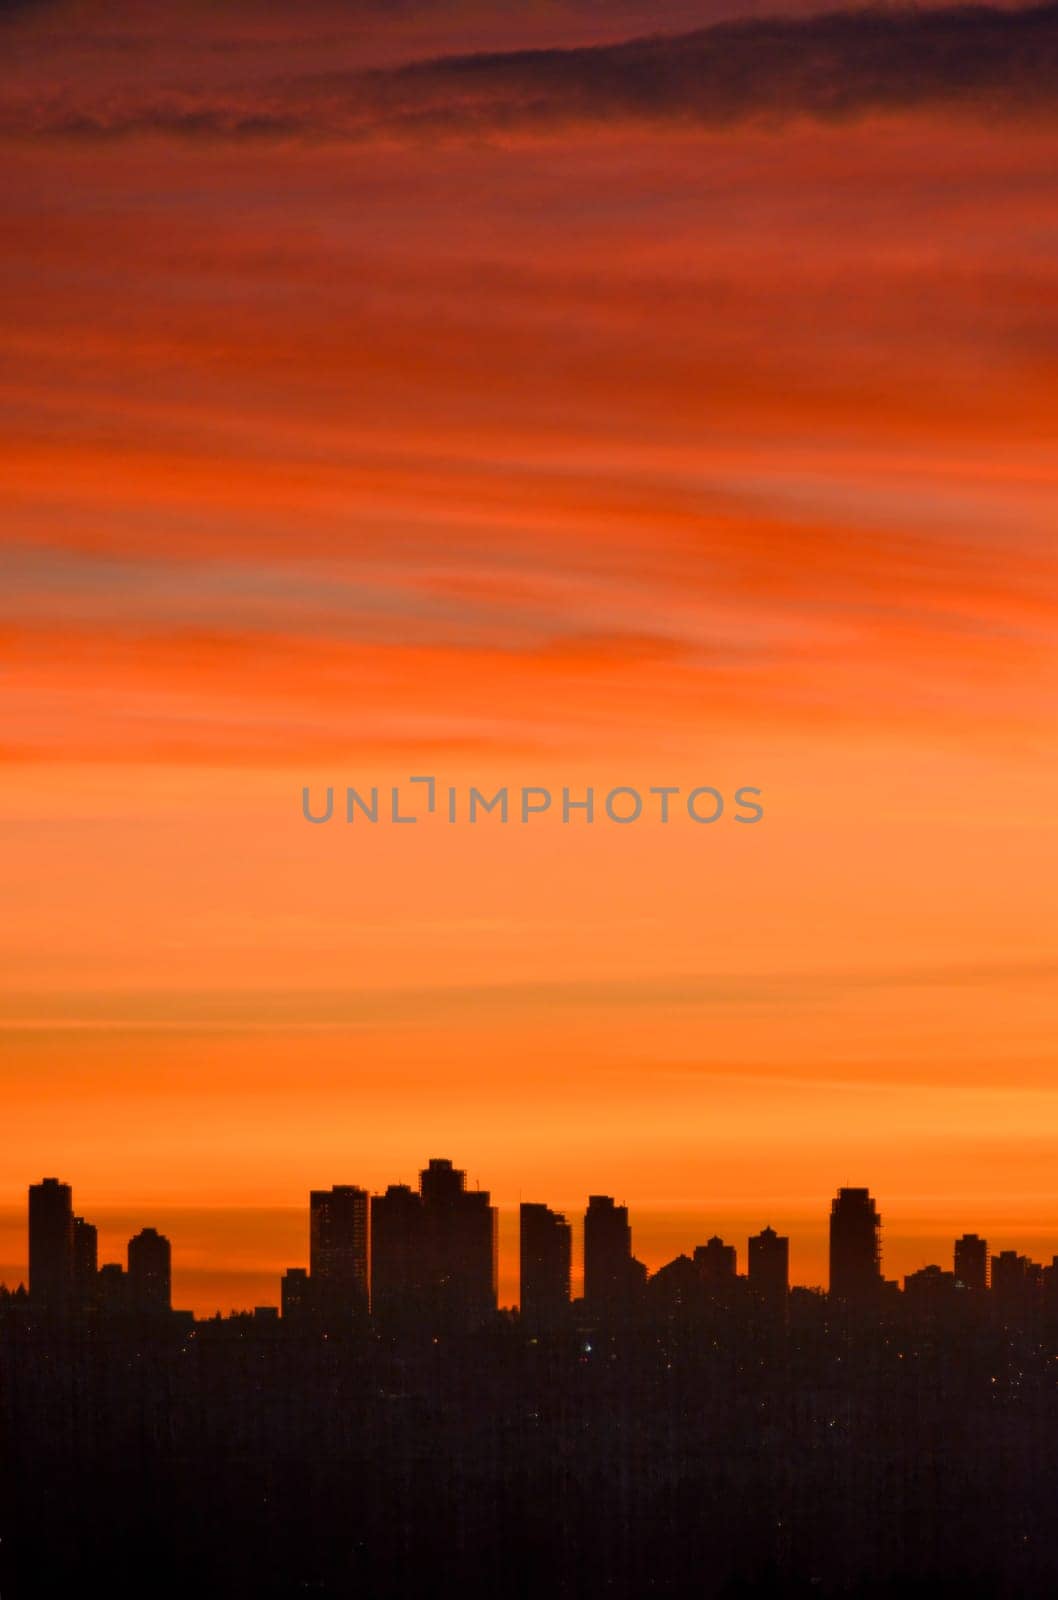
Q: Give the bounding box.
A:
[2,0,1057,1313]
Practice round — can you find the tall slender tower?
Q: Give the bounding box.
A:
[584,1195,636,1318]
[954,1233,989,1292]
[418,1158,497,1329]
[128,1227,172,1314]
[748,1226,789,1307]
[828,1188,882,1304]
[520,1203,572,1329]
[28,1178,74,1312]
[281,1267,311,1324]
[309,1186,370,1324]
[694,1235,738,1287]
[72,1215,99,1308]
[371,1183,426,1328]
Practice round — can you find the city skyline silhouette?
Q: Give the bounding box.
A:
[10,1163,1058,1326]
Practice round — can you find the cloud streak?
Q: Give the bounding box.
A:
[5,956,1058,1032]
[7,2,1058,142]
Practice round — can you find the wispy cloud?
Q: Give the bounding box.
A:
[4,958,1058,1031]
[6,3,1058,142]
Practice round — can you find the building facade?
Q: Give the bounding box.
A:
[128,1227,172,1314]
[28,1178,74,1312]
[520,1202,572,1328]
[829,1188,882,1304]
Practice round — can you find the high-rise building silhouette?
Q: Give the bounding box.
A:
[904,1263,958,1312]
[1043,1256,1058,1319]
[419,1158,497,1329]
[694,1235,738,1287]
[128,1227,172,1314]
[748,1226,789,1305]
[72,1215,98,1308]
[954,1233,989,1292]
[309,1186,369,1324]
[829,1188,882,1304]
[584,1195,642,1318]
[648,1252,701,1315]
[28,1178,73,1312]
[519,1203,571,1328]
[371,1183,426,1327]
[991,1250,1039,1321]
[281,1266,311,1323]
[97,1262,129,1315]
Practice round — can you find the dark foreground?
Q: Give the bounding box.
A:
[3,1293,1058,1598]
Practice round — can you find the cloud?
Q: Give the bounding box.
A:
[5,957,1058,1032]
[6,2,1058,142]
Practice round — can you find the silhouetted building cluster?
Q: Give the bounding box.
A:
[25,1177,175,1321]
[282,1157,498,1333]
[18,1171,1058,1334]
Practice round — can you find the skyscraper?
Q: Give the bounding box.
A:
[281,1266,312,1324]
[28,1178,73,1312]
[694,1235,738,1287]
[954,1233,989,1292]
[748,1225,789,1306]
[72,1215,98,1308]
[991,1250,1039,1322]
[127,1227,172,1314]
[520,1203,572,1329]
[97,1262,129,1315]
[419,1158,496,1329]
[309,1186,369,1325]
[584,1195,643,1319]
[370,1183,426,1328]
[829,1188,882,1304]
